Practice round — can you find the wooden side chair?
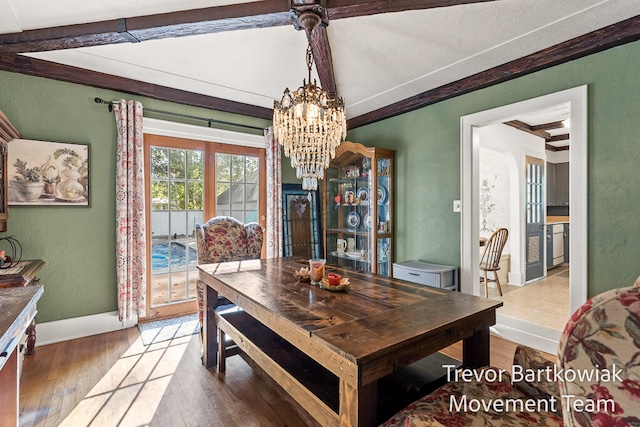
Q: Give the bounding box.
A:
[195,216,263,370]
[479,227,509,297]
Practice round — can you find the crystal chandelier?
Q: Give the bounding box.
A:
[273,44,347,191]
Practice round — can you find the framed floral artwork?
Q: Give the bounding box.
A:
[8,138,89,206]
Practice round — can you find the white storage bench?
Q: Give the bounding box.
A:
[393,260,458,291]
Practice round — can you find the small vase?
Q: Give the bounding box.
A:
[42,182,57,198]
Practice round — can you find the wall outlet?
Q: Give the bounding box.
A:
[453,200,461,212]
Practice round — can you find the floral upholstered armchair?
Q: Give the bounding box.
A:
[194,216,263,325]
[380,345,564,427]
[381,276,640,427]
[557,277,640,426]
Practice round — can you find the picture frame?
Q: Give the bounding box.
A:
[8,138,89,206]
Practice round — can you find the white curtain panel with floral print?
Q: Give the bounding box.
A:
[114,100,146,322]
[265,127,282,258]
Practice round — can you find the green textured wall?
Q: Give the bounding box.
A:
[2,39,640,323]
[348,39,640,297]
[0,71,268,322]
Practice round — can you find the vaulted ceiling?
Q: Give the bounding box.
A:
[1,1,639,129]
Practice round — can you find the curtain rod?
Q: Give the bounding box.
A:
[94,97,266,132]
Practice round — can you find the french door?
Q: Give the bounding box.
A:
[525,156,545,282]
[144,134,265,320]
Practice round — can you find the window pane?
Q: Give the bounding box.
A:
[231,211,245,223]
[170,211,187,239]
[151,147,169,179]
[151,236,170,272]
[187,150,204,180]
[216,181,230,211]
[187,211,204,237]
[152,181,169,210]
[152,211,170,239]
[245,209,258,223]
[216,154,231,183]
[170,149,186,179]
[246,157,258,183]
[170,181,186,210]
[245,183,258,210]
[231,156,245,182]
[231,183,245,210]
[188,182,203,210]
[214,154,259,223]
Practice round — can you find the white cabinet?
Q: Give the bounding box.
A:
[548,223,566,269]
[393,260,458,291]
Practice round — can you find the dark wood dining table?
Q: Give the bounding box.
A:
[198,257,502,427]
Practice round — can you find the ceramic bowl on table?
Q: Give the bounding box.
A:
[320,277,350,291]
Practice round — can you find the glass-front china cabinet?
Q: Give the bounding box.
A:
[323,141,395,276]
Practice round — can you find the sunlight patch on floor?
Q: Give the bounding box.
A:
[58,334,191,427]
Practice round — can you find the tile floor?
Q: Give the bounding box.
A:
[482,265,570,331]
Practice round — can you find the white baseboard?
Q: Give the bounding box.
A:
[36,311,138,347]
[491,313,561,355]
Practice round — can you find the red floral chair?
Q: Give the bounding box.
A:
[195,216,263,325]
[557,277,640,426]
[380,345,564,426]
[381,277,640,427]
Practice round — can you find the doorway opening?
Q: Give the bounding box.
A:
[460,86,588,353]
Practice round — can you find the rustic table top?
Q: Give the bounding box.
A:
[198,257,502,364]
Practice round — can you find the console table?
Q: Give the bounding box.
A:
[0,260,45,355]
[0,285,44,426]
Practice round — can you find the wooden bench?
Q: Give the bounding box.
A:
[216,309,460,425]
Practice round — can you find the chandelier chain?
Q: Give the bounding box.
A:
[306,45,313,83]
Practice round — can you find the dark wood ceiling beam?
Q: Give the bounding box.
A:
[547,134,570,143]
[545,144,569,152]
[0,0,293,54]
[0,54,273,120]
[1,2,637,128]
[505,120,571,143]
[290,3,338,95]
[348,14,640,129]
[530,120,565,131]
[503,120,549,140]
[326,0,495,20]
[0,0,494,54]
[307,25,337,95]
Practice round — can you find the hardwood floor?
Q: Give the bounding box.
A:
[19,327,553,427]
